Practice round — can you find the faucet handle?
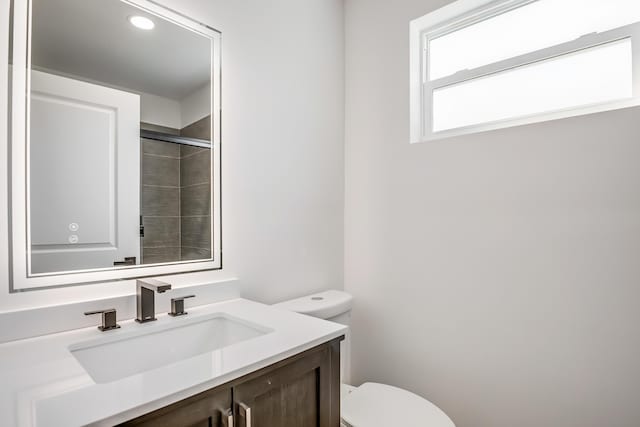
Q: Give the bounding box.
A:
[85,308,121,331]
[169,295,196,317]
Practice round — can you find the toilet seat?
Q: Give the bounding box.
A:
[341,383,455,427]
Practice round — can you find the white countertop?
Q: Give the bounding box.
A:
[0,298,346,427]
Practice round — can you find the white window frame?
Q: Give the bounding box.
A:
[410,0,640,143]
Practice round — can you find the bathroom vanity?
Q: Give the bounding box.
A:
[119,338,341,427]
[0,297,346,426]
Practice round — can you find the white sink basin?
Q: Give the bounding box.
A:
[69,313,270,383]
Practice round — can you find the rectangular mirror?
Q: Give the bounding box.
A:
[8,0,221,290]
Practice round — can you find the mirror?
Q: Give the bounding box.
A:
[8,0,221,288]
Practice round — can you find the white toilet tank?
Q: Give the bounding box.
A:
[274,290,353,384]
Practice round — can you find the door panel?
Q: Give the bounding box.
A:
[244,369,318,427]
[233,339,341,427]
[29,70,140,273]
[117,385,232,427]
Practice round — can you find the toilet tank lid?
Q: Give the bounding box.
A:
[273,290,353,319]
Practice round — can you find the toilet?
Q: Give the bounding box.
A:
[274,290,455,427]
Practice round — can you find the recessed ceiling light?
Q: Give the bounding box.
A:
[128,15,155,30]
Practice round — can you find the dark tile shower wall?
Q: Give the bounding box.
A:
[180,116,212,260]
[140,117,212,264]
[141,138,181,263]
[180,115,211,141]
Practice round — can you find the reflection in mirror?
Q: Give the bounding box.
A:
[28,0,214,275]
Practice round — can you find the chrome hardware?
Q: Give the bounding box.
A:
[136,279,172,323]
[222,408,233,427]
[168,294,195,317]
[84,308,120,331]
[239,402,252,427]
[113,256,136,266]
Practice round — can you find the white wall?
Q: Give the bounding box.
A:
[344,1,640,427]
[183,0,345,304]
[0,0,344,312]
[140,91,182,129]
[181,82,211,128]
[139,84,212,130]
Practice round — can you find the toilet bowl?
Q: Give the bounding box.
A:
[274,290,455,427]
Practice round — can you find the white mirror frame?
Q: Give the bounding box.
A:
[8,0,222,290]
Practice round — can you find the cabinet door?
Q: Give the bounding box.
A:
[117,385,232,427]
[233,339,341,427]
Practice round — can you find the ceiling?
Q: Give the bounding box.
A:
[31,0,211,100]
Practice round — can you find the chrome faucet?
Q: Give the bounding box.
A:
[136,279,172,323]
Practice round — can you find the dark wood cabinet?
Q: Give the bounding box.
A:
[118,337,342,427]
[233,338,340,427]
[118,384,232,427]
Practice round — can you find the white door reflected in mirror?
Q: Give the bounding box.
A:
[30,71,141,274]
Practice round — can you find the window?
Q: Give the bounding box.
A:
[410,0,640,143]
